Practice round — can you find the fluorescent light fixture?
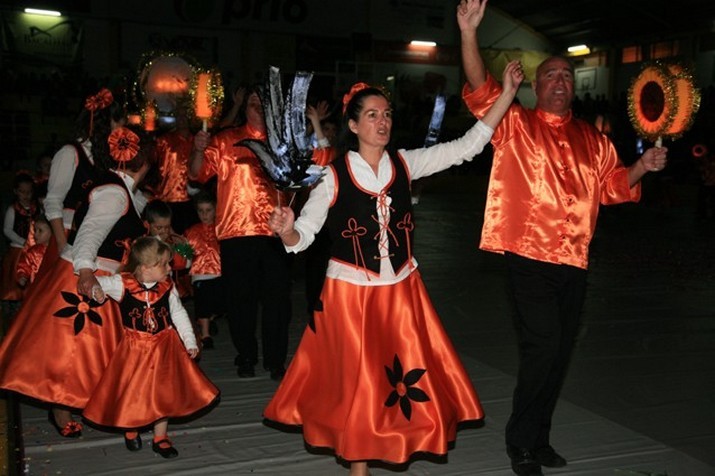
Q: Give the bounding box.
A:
[24,8,62,16]
[567,44,590,55]
[410,40,437,47]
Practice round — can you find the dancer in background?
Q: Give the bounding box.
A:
[16,215,52,290]
[40,88,125,280]
[1,172,38,305]
[184,191,224,349]
[0,125,153,438]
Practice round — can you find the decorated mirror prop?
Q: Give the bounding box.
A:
[132,51,200,130]
[628,61,701,147]
[423,94,446,148]
[190,68,224,132]
[236,66,325,191]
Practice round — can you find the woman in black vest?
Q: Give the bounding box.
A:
[264,61,523,475]
[0,125,154,439]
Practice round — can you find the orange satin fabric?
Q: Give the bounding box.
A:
[32,227,69,284]
[184,222,221,276]
[312,147,334,167]
[83,328,219,429]
[463,75,640,269]
[15,243,47,286]
[193,125,286,241]
[155,130,193,203]
[0,259,123,408]
[263,271,482,463]
[0,247,23,300]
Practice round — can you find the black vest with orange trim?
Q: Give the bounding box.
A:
[67,172,146,264]
[326,152,414,275]
[11,203,37,239]
[118,273,174,333]
[63,143,102,212]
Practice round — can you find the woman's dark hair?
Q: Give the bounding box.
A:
[335,86,394,160]
[75,91,127,173]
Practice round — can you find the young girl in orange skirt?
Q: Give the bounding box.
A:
[264,61,524,475]
[84,236,219,458]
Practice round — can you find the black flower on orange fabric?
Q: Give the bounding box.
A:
[53,291,103,335]
[384,354,430,421]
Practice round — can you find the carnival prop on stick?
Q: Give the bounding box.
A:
[628,61,700,147]
[236,66,325,190]
[424,94,446,148]
[191,69,224,132]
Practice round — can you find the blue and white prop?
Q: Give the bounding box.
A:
[236,66,325,190]
[424,94,446,148]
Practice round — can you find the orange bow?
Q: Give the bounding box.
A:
[84,88,113,136]
[342,82,371,114]
[84,88,113,112]
[108,127,140,165]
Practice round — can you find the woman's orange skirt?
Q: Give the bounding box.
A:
[83,328,219,429]
[0,258,123,409]
[263,270,483,464]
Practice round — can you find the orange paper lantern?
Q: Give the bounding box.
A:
[195,73,212,120]
[144,102,156,132]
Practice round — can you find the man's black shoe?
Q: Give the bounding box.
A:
[507,446,543,476]
[237,362,255,378]
[534,445,567,468]
[269,366,286,381]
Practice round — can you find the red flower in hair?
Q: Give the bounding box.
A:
[342,82,371,114]
[108,127,140,163]
[84,88,113,112]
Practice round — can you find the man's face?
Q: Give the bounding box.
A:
[533,57,574,116]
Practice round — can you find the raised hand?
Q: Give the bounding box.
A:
[457,0,488,32]
[502,60,525,95]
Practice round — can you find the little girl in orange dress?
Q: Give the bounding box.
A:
[84,236,219,459]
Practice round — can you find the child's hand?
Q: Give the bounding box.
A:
[187,348,199,359]
[502,60,525,95]
[92,284,106,304]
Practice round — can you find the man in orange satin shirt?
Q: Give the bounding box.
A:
[457,1,668,475]
[189,88,291,381]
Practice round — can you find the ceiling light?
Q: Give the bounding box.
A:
[24,8,62,16]
[567,44,590,56]
[410,40,437,47]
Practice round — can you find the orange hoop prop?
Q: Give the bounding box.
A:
[663,64,701,139]
[628,61,700,144]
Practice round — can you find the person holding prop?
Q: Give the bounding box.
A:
[262,59,523,475]
[0,125,153,438]
[457,1,668,474]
